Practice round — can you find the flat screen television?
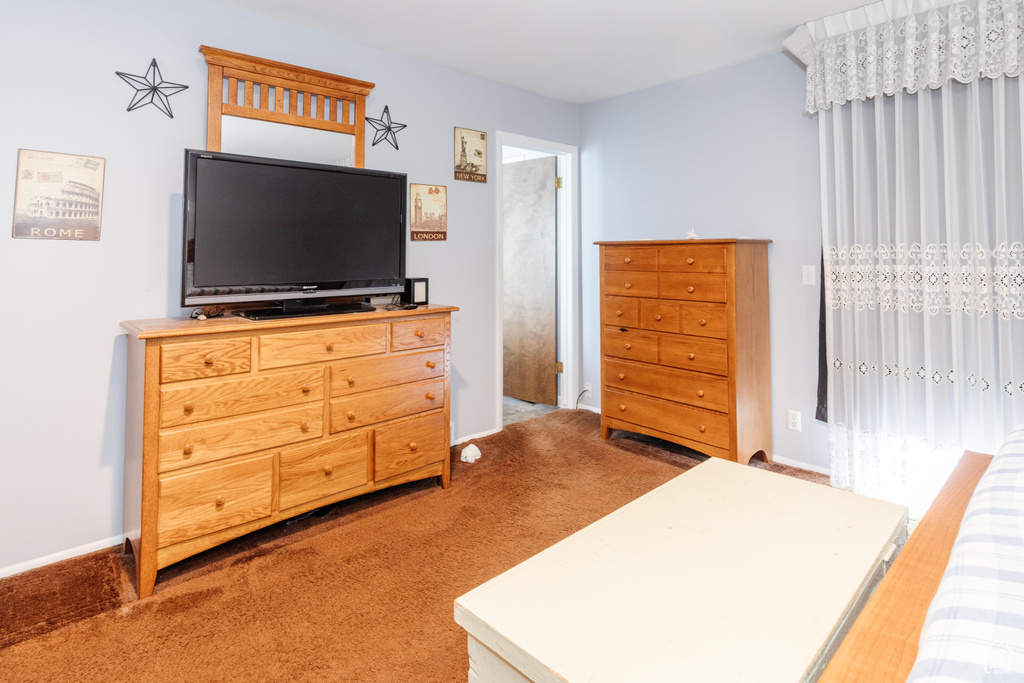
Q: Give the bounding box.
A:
[181,149,406,319]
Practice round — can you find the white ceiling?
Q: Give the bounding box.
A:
[218,0,866,104]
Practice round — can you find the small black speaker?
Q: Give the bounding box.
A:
[404,278,428,305]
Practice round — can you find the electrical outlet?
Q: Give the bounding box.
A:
[787,409,802,432]
[584,382,592,397]
[802,265,816,286]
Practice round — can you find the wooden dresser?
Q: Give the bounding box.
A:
[121,305,457,598]
[596,239,771,464]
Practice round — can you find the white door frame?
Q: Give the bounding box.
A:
[494,131,581,430]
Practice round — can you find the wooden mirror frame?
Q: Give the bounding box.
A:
[200,46,375,167]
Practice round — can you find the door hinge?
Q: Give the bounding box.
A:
[555,361,564,373]
[555,177,564,189]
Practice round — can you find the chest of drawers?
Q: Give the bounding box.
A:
[596,239,771,464]
[121,305,457,598]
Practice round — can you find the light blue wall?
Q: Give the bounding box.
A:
[0,0,579,572]
[578,53,829,469]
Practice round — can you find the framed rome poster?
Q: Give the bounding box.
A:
[454,127,486,183]
[410,184,447,241]
[13,149,105,241]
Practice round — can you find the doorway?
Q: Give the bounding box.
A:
[495,133,580,428]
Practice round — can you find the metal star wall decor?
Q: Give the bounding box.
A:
[366,106,407,150]
[115,59,188,119]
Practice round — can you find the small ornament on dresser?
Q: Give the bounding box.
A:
[685,229,701,239]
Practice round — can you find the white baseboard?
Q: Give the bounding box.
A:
[0,534,122,580]
[772,454,831,476]
[453,426,503,446]
[575,403,600,414]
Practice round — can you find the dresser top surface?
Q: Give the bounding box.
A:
[594,238,772,246]
[122,304,458,339]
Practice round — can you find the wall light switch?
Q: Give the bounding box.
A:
[802,265,816,286]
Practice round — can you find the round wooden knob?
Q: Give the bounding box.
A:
[204,354,214,365]
[618,404,626,412]
[654,314,662,321]
[215,497,225,507]
[687,286,695,293]
[686,257,694,265]
[624,257,632,264]
[347,376,356,384]
[324,465,333,475]
[346,411,356,420]
[615,310,622,316]
[184,402,194,412]
[409,442,418,451]
[183,444,194,455]
[301,384,311,393]
[425,392,436,400]
[699,425,706,433]
[624,343,631,350]
[618,373,625,380]
[699,319,707,326]
[426,361,436,369]
[624,282,632,289]
[688,353,695,360]
[326,342,335,351]
[415,330,425,338]
[300,421,309,431]
[697,390,705,398]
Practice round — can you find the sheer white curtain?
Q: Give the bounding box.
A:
[820,72,1024,513]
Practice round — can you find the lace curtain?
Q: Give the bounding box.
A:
[786,0,1024,113]
[821,74,1024,513]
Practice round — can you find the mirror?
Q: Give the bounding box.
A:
[221,116,355,166]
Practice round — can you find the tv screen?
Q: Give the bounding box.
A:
[181,149,406,313]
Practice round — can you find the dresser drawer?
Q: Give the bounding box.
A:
[659,245,727,273]
[160,337,251,383]
[602,328,659,364]
[679,302,729,339]
[603,271,658,298]
[158,404,322,473]
[330,380,444,433]
[259,324,387,369]
[374,412,447,481]
[160,367,323,428]
[604,388,730,450]
[331,349,444,397]
[157,454,274,548]
[660,272,727,303]
[640,300,680,333]
[279,431,369,510]
[604,359,729,413]
[603,246,658,271]
[660,335,729,376]
[391,317,446,351]
[602,296,639,327]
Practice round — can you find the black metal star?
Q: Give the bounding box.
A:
[115,59,188,119]
[365,105,407,150]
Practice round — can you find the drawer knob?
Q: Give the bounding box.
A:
[624,257,632,264]
[184,401,195,412]
[688,353,695,361]
[624,282,632,289]
[326,342,335,352]
[699,319,707,326]
[183,444,194,455]
[687,257,694,265]
[425,392,436,401]
[324,465,333,476]
[618,404,626,412]
[697,389,705,398]
[347,376,356,384]
[687,286,695,293]
[618,373,625,380]
[346,411,356,420]
[409,442,418,451]
[615,310,622,317]
[415,330,426,338]
[204,354,214,365]
[624,343,631,350]
[654,314,662,321]
[699,425,706,433]
[300,421,309,431]
[215,497,225,507]
[301,383,311,393]
[425,361,436,369]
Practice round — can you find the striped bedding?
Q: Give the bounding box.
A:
[907,426,1024,682]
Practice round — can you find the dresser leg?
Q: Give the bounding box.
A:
[440,457,451,489]
[600,422,611,440]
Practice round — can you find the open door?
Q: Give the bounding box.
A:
[502,156,558,406]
